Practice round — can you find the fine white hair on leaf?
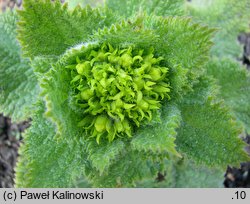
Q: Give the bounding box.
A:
[72,41,99,50]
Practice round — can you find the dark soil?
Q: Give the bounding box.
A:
[0,0,22,11]
[224,135,250,188]
[0,0,65,11]
[224,161,250,188]
[0,114,29,187]
[238,33,250,69]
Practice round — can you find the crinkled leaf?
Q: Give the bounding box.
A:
[136,160,176,187]
[174,159,224,187]
[187,0,250,58]
[0,11,38,122]
[18,0,117,58]
[31,56,58,75]
[15,102,86,187]
[131,103,181,156]
[150,16,215,71]
[176,77,249,168]
[94,18,159,49]
[155,16,215,90]
[86,147,164,187]
[206,58,250,133]
[40,63,83,140]
[106,0,185,18]
[137,159,224,187]
[86,139,125,175]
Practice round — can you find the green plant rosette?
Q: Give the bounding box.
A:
[0,0,246,187]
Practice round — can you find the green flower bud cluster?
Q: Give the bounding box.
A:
[68,43,171,143]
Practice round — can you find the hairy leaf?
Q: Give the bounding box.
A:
[15,102,85,187]
[150,16,215,71]
[86,147,164,187]
[0,11,38,122]
[151,16,214,96]
[174,159,224,188]
[131,103,181,156]
[17,0,117,58]
[86,139,125,175]
[206,58,250,133]
[187,0,250,58]
[31,56,58,75]
[136,160,176,187]
[176,77,249,167]
[137,159,224,187]
[106,0,185,18]
[40,63,83,140]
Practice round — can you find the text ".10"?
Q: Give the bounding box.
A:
[234,191,246,200]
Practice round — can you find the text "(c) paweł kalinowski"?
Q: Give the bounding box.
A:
[20,190,104,200]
